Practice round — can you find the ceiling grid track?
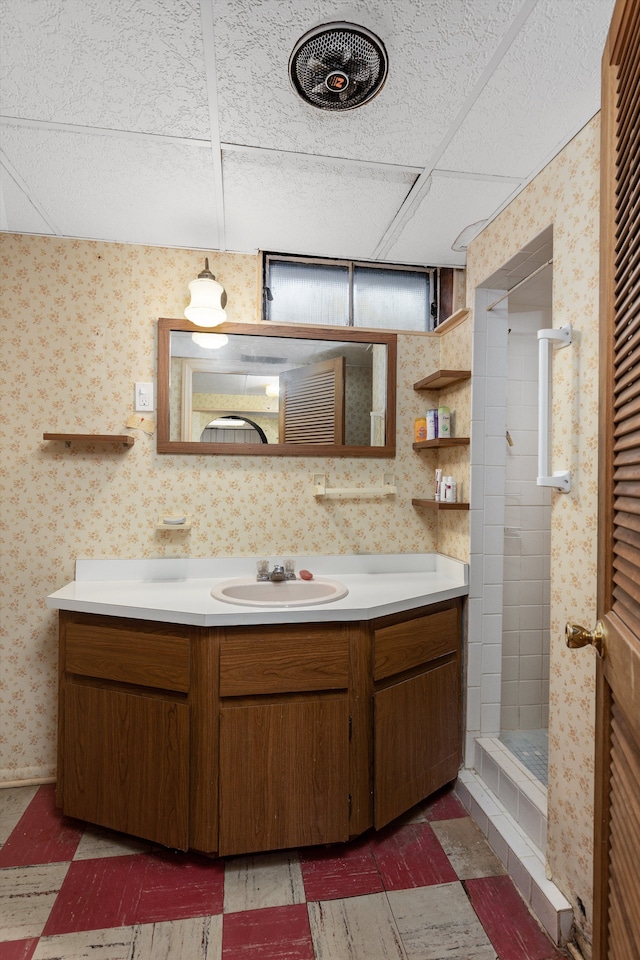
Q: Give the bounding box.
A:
[372,0,540,260]
[0,116,210,148]
[0,147,61,235]
[200,0,226,251]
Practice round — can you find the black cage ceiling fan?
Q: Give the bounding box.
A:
[289,21,388,111]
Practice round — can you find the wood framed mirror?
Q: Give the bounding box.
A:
[157,319,397,457]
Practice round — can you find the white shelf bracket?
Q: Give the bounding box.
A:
[537,325,572,493]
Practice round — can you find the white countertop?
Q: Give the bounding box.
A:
[46,554,468,626]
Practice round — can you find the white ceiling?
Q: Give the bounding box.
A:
[0,0,615,267]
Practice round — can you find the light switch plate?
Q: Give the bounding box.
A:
[135,381,154,411]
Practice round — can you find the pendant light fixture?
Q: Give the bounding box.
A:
[185,258,227,327]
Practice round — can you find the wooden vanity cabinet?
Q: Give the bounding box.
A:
[57,598,462,856]
[57,613,192,850]
[372,600,463,828]
[216,623,353,856]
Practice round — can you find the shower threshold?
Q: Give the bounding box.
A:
[456,737,572,945]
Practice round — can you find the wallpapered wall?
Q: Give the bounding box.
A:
[466,116,601,931]
[1,112,600,935]
[0,233,453,782]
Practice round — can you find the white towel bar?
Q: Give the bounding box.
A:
[313,473,396,499]
[537,325,572,493]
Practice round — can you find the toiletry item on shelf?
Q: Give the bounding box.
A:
[434,468,442,501]
[438,405,451,438]
[443,477,457,502]
[414,417,427,442]
[426,409,438,440]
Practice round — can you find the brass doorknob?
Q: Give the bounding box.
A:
[565,620,605,657]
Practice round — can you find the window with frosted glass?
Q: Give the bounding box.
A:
[265,260,350,326]
[353,267,430,330]
[264,255,435,332]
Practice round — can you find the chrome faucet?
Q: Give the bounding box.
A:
[256,560,296,582]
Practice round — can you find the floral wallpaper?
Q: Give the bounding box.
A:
[0,233,447,783]
[0,112,601,946]
[1,111,600,945]
[465,116,601,936]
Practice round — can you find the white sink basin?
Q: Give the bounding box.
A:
[211,577,348,607]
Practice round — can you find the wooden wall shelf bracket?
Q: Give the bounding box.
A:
[413,370,471,391]
[412,438,469,451]
[411,498,469,511]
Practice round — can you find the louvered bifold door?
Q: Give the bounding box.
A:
[611,2,640,629]
[279,357,345,444]
[597,1,640,956]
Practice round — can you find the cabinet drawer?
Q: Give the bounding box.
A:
[219,625,349,696]
[374,606,459,681]
[64,623,190,692]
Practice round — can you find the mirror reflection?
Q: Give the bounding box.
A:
[157,320,396,457]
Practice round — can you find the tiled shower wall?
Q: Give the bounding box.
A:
[466,291,509,762]
[501,311,551,732]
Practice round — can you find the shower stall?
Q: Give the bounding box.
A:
[499,283,552,786]
[458,228,562,884]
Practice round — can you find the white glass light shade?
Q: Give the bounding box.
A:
[191,332,229,349]
[265,381,280,397]
[185,276,227,327]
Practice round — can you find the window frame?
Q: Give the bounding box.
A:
[262,252,437,332]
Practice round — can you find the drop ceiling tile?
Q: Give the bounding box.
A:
[0,125,219,248]
[213,0,524,166]
[0,0,209,138]
[0,164,55,235]
[438,0,615,178]
[385,174,518,266]
[222,149,417,259]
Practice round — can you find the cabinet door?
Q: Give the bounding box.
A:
[62,683,189,849]
[219,696,349,856]
[374,660,461,828]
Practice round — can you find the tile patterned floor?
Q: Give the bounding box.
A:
[499,730,549,787]
[0,783,566,960]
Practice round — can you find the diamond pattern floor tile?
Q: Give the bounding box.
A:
[0,784,566,960]
[0,786,83,868]
[369,820,458,891]
[430,818,507,880]
[223,904,313,960]
[308,892,407,960]
[387,882,497,960]
[299,834,384,902]
[43,850,225,936]
[465,876,564,960]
